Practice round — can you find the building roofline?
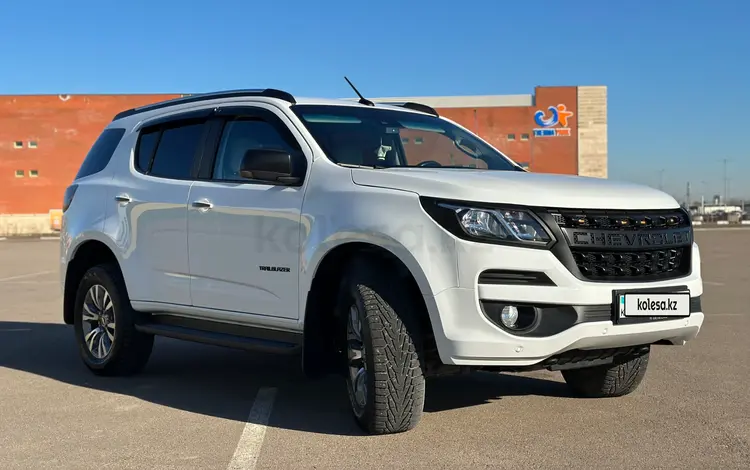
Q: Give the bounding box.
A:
[341,94,534,108]
[0,93,188,97]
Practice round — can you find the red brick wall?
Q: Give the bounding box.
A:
[0,94,179,214]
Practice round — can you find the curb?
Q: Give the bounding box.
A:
[0,236,59,241]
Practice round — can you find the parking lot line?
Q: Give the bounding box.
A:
[227,387,278,470]
[0,280,58,285]
[0,270,55,282]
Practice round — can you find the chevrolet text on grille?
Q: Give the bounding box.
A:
[566,229,693,248]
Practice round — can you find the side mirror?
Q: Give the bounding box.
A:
[239,148,306,185]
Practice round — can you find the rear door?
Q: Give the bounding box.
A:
[110,110,212,306]
[186,104,311,319]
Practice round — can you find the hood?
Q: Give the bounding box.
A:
[350,168,680,210]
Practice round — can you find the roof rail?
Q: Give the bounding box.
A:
[375,101,439,117]
[112,88,296,121]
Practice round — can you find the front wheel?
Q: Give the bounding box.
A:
[339,262,426,435]
[561,347,650,398]
[73,263,154,376]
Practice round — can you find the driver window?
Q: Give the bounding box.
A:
[400,129,488,169]
[213,119,298,181]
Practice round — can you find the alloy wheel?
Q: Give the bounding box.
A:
[81,284,116,360]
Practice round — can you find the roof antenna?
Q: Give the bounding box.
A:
[344,76,374,106]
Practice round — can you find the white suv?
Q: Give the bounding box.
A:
[60,88,704,435]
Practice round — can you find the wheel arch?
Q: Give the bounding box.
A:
[301,240,436,377]
[302,238,432,322]
[63,237,123,325]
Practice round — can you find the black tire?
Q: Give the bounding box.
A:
[561,347,650,398]
[338,260,426,435]
[73,263,154,376]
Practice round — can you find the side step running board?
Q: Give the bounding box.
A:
[135,322,302,355]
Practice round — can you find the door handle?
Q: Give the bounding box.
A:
[192,199,213,210]
[114,194,132,203]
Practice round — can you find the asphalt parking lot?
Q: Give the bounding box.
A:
[1,229,749,469]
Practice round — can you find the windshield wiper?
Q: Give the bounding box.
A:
[338,163,391,169]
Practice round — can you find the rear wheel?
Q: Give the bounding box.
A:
[339,261,426,435]
[73,263,154,376]
[561,347,650,398]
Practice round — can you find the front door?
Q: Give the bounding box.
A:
[187,104,311,319]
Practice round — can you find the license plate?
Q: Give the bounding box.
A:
[618,292,691,318]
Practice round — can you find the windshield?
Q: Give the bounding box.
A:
[290,104,522,171]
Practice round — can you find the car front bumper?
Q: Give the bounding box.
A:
[425,241,705,367]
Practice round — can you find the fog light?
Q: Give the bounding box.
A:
[501,305,519,328]
[482,302,540,333]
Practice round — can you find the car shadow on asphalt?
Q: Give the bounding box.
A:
[0,321,574,437]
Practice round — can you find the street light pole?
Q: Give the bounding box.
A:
[721,158,731,207]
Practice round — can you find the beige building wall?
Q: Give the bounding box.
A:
[577,86,608,178]
[0,214,58,237]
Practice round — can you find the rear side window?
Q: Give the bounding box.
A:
[150,124,204,179]
[75,128,126,179]
[140,122,205,180]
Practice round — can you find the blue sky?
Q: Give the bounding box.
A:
[2,0,748,201]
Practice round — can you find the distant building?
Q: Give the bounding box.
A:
[0,86,607,216]
[0,93,181,214]
[697,204,744,215]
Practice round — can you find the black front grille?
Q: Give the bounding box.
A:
[572,247,689,281]
[551,208,691,230]
[544,207,693,282]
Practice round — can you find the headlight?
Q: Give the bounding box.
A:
[457,207,551,243]
[420,197,555,248]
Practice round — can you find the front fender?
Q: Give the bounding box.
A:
[298,184,460,323]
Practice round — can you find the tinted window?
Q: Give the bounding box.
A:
[75,128,126,179]
[290,105,521,171]
[213,119,300,181]
[136,129,160,173]
[149,123,205,179]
